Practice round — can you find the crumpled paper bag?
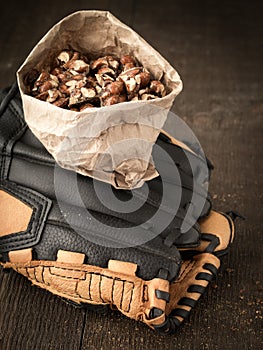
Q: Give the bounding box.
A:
[17,10,183,189]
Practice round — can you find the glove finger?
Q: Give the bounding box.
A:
[1,248,173,331]
[179,210,235,258]
[154,253,220,335]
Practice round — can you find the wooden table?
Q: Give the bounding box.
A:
[0,1,262,349]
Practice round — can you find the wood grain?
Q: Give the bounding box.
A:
[0,1,262,349]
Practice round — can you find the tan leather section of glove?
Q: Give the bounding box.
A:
[0,190,33,237]
[179,210,234,254]
[166,253,220,323]
[9,248,33,262]
[3,249,170,329]
[198,210,234,252]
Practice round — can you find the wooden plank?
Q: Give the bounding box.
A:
[0,269,86,350]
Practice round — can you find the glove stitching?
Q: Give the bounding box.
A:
[111,279,115,305]
[33,266,37,282]
[9,153,55,167]
[49,267,86,280]
[10,97,24,121]
[46,216,197,246]
[0,105,24,179]
[120,281,125,311]
[88,273,93,301]
[128,283,135,313]
[16,263,137,312]
[0,183,51,252]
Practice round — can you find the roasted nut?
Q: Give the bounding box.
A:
[126,79,137,93]
[65,80,77,90]
[123,62,136,70]
[120,55,137,68]
[69,70,79,76]
[100,90,111,100]
[105,81,125,95]
[35,91,49,101]
[102,94,126,106]
[57,51,72,64]
[141,93,158,100]
[95,71,115,87]
[59,84,70,95]
[34,71,50,87]
[79,102,95,111]
[95,85,102,94]
[50,67,64,76]
[68,86,97,106]
[119,67,141,78]
[25,69,39,87]
[86,76,97,87]
[149,80,166,97]
[91,56,119,71]
[95,74,104,87]
[69,74,84,81]
[97,67,116,76]
[52,97,69,108]
[64,76,86,90]
[69,106,79,112]
[138,88,149,96]
[135,71,151,88]
[118,95,127,103]
[100,81,124,100]
[91,57,108,70]
[107,56,119,70]
[75,77,88,89]
[131,95,139,101]
[33,72,59,94]
[64,59,90,73]
[71,51,81,60]
[69,89,82,106]
[46,89,61,103]
[49,74,59,84]
[56,71,73,83]
[80,87,96,99]
[38,80,58,93]
[118,67,142,93]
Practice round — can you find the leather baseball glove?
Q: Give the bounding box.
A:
[0,84,235,334]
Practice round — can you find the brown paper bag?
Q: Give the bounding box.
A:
[17,10,182,189]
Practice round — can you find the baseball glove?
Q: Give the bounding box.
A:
[0,84,235,334]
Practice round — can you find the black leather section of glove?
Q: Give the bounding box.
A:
[32,221,181,281]
[0,180,52,254]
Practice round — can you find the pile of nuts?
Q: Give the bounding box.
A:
[25,50,167,111]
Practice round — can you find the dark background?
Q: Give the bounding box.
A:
[0,1,262,349]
